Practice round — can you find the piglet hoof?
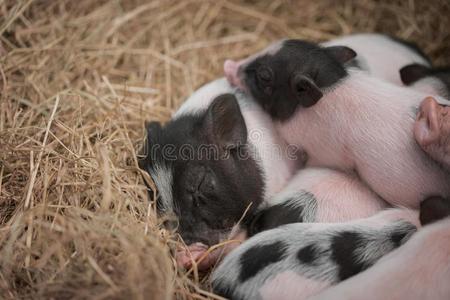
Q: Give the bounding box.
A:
[420,196,450,226]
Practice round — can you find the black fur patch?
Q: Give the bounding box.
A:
[330,231,366,281]
[241,39,352,121]
[297,244,321,265]
[420,196,450,226]
[239,241,287,282]
[390,222,417,248]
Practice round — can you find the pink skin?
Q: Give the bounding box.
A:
[224,60,245,90]
[414,96,450,169]
[176,230,247,271]
[274,72,450,208]
[311,218,450,300]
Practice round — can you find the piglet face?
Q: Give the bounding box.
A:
[139,94,264,246]
[415,96,450,169]
[224,39,356,120]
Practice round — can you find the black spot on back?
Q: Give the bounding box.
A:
[239,241,287,282]
[297,244,321,265]
[420,196,450,226]
[330,231,366,281]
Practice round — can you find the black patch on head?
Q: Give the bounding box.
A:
[239,241,287,282]
[330,231,366,281]
[138,94,264,246]
[388,36,431,65]
[420,196,450,226]
[390,222,417,248]
[297,244,322,265]
[241,39,356,121]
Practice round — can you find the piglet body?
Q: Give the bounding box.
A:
[277,71,450,208]
[249,167,387,235]
[212,209,420,300]
[312,217,450,300]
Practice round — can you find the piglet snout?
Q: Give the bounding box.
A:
[224,59,244,90]
[415,96,440,146]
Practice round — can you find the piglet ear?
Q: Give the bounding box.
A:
[204,93,247,149]
[145,121,162,133]
[414,96,441,147]
[291,73,323,108]
[400,64,430,85]
[325,46,357,64]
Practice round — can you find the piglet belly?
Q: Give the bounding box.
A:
[259,271,329,300]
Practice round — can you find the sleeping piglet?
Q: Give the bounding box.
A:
[415,96,450,171]
[312,197,450,300]
[212,208,420,300]
[224,39,450,208]
[139,78,298,270]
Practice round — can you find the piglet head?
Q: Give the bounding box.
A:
[139,93,263,249]
[224,39,356,121]
[415,96,450,169]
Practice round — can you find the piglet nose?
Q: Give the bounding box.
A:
[224,59,240,87]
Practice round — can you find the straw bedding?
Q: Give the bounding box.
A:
[1,0,449,299]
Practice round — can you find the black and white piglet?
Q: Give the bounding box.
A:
[224,39,450,208]
[212,208,420,300]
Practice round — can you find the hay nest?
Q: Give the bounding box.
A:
[1,0,449,299]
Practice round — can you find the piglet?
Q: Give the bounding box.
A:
[224,39,450,208]
[414,96,450,170]
[139,78,298,270]
[212,208,420,300]
[312,198,450,300]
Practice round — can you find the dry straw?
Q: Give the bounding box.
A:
[0,0,449,299]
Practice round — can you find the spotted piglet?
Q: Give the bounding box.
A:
[312,197,450,300]
[212,209,420,300]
